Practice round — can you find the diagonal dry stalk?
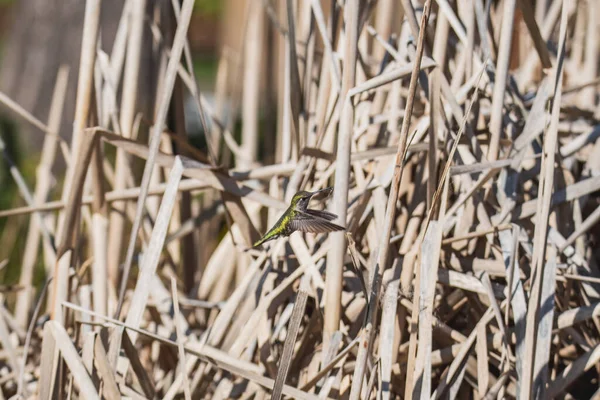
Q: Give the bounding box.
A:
[349,0,433,398]
[521,1,568,397]
[272,288,308,400]
[14,66,68,328]
[115,0,196,318]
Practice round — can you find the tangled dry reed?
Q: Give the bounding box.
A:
[0,0,600,398]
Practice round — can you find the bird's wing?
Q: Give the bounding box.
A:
[304,208,338,221]
[291,210,346,234]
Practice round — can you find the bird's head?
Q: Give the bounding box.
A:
[290,187,334,210]
[291,190,313,209]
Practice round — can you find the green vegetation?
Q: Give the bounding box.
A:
[193,0,223,17]
[0,118,33,287]
[193,55,219,85]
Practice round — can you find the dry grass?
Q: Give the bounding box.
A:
[0,0,599,398]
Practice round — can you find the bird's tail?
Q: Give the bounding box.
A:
[252,237,268,248]
[253,230,279,247]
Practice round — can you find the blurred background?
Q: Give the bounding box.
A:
[0,0,229,148]
[0,0,257,283]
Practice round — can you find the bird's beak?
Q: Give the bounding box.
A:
[309,187,333,201]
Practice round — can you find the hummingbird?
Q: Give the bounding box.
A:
[253,187,345,247]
